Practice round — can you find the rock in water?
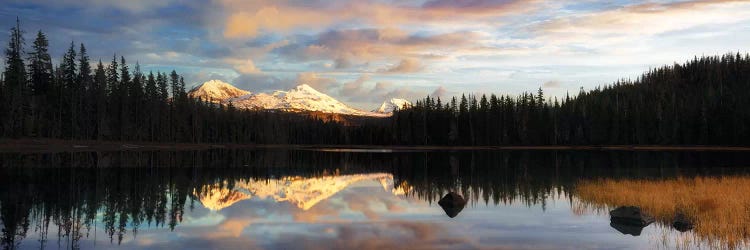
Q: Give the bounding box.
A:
[438,192,467,218]
[609,206,655,225]
[609,206,655,236]
[610,222,648,236]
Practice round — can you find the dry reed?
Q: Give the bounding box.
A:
[574,176,750,249]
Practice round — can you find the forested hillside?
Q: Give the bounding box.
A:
[390,53,750,146]
[2,20,749,146]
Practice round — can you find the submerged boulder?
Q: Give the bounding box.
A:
[610,221,648,236]
[672,213,695,232]
[609,206,655,226]
[609,206,654,236]
[438,192,467,218]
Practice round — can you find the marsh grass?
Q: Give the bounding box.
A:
[574,176,750,249]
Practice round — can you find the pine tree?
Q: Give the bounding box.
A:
[118,56,130,140]
[60,41,77,138]
[106,54,119,139]
[2,18,27,137]
[144,71,157,140]
[536,87,544,107]
[78,43,92,138]
[156,72,169,140]
[28,31,52,95]
[27,31,53,136]
[93,60,107,139]
[130,62,144,139]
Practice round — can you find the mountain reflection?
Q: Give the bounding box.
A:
[195,173,408,211]
[1,150,749,249]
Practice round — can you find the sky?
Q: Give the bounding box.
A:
[2,0,750,110]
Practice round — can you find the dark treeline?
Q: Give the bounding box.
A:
[0,20,348,144]
[3,20,750,146]
[388,53,750,146]
[2,150,749,249]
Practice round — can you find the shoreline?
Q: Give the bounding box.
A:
[1,138,750,153]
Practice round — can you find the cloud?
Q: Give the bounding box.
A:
[334,57,352,69]
[223,4,338,38]
[421,0,537,15]
[233,73,292,92]
[226,58,262,74]
[380,58,423,74]
[535,0,750,43]
[374,82,393,92]
[296,72,338,91]
[340,75,371,97]
[268,221,476,250]
[232,71,339,93]
[431,86,448,98]
[13,0,750,110]
[542,80,560,88]
[217,0,540,39]
[383,87,429,102]
[337,77,432,105]
[9,0,180,13]
[274,28,486,68]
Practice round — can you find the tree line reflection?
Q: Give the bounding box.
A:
[1,150,748,249]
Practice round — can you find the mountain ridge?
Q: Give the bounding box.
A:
[188,80,404,117]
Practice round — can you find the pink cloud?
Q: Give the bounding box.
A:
[380,58,423,74]
[218,0,541,39]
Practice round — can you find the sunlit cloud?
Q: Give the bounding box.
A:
[535,0,750,43]
[217,0,541,39]
[226,58,262,74]
[380,58,424,74]
[296,72,338,92]
[3,0,749,108]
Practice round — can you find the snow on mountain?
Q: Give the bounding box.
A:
[229,84,388,117]
[374,98,412,113]
[188,80,402,117]
[188,80,251,102]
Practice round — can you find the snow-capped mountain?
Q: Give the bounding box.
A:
[188,80,251,102]
[229,84,378,116]
[188,80,398,117]
[374,98,412,113]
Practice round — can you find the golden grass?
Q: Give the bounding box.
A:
[574,176,750,249]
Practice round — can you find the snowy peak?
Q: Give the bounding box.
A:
[292,84,320,94]
[188,80,400,117]
[231,84,387,117]
[375,98,412,113]
[188,80,251,102]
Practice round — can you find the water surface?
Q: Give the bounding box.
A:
[1,150,748,249]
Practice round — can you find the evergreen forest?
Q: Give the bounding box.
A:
[2,20,749,146]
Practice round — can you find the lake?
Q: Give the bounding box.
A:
[1,150,749,249]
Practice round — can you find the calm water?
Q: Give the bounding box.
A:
[1,150,749,250]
